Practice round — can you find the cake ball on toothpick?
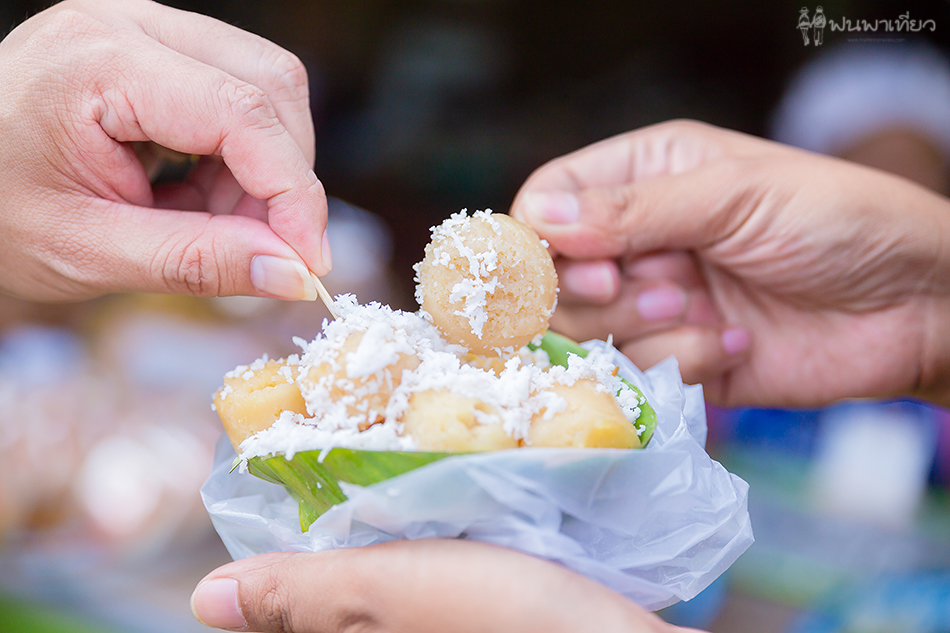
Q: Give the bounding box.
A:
[414,210,558,355]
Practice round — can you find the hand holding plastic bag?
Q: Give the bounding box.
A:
[201,342,752,610]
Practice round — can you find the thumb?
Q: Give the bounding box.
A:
[32,197,322,301]
[189,541,679,633]
[511,158,756,261]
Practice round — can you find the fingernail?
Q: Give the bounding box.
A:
[722,327,751,355]
[522,191,579,224]
[250,255,317,301]
[561,261,617,298]
[636,287,687,321]
[191,578,246,630]
[321,230,333,271]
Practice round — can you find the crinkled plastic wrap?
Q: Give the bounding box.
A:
[201,342,753,610]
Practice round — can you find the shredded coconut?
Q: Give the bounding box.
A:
[239,410,417,465]
[224,354,270,381]
[423,209,502,339]
[233,294,642,459]
[217,383,234,401]
[277,364,296,383]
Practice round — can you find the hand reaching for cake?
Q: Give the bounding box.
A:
[0,0,330,302]
[511,120,950,408]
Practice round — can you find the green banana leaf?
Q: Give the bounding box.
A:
[246,330,657,531]
[248,447,450,530]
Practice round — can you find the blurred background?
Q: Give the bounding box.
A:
[2,0,950,631]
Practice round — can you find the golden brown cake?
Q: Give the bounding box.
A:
[414,211,557,355]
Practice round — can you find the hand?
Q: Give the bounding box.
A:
[511,120,950,407]
[190,539,699,633]
[0,0,330,302]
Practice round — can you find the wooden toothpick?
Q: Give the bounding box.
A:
[310,271,340,319]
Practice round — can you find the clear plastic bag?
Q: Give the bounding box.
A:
[201,342,753,610]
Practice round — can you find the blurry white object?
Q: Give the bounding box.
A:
[770,43,950,158]
[78,435,165,539]
[811,403,935,529]
[76,424,212,552]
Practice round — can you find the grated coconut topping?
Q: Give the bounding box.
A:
[414,209,501,339]
[235,293,641,462]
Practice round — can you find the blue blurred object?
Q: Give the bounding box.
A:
[709,405,824,458]
[658,573,728,629]
[0,325,87,386]
[788,571,950,633]
[709,399,945,478]
[708,398,950,618]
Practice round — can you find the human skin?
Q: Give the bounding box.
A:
[191,539,702,633]
[0,0,330,303]
[509,120,950,408]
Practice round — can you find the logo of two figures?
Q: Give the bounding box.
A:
[799,6,827,46]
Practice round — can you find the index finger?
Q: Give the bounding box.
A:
[509,121,778,260]
[512,120,769,208]
[125,0,316,164]
[94,42,330,274]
